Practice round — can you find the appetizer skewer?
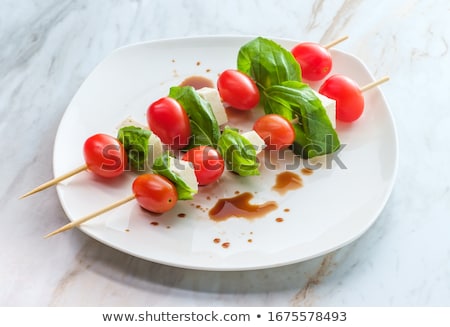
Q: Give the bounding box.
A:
[20,86,228,199]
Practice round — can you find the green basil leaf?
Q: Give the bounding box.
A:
[263,89,294,120]
[237,37,301,91]
[152,152,197,200]
[265,81,340,158]
[217,127,259,176]
[169,86,220,148]
[117,126,151,171]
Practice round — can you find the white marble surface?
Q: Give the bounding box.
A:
[1,0,449,306]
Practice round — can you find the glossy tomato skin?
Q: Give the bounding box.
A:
[182,146,224,185]
[217,69,260,110]
[253,114,295,150]
[132,174,178,213]
[83,134,127,178]
[319,74,364,122]
[147,97,191,149]
[291,42,332,81]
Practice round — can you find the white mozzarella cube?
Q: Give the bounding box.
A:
[117,117,164,170]
[116,116,148,130]
[148,133,163,166]
[241,130,266,154]
[312,90,336,128]
[168,157,198,193]
[197,87,228,126]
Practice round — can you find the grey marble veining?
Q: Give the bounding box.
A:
[2,0,450,306]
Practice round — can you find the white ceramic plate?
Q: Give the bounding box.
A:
[53,36,398,271]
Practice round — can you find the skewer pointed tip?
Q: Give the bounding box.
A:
[19,193,31,200]
[43,231,57,239]
[44,223,75,239]
[19,188,42,200]
[20,164,87,199]
[19,187,44,199]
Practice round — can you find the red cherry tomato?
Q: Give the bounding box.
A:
[253,114,295,150]
[83,134,127,178]
[147,97,191,149]
[132,174,178,213]
[217,69,260,110]
[182,146,224,185]
[291,42,332,81]
[319,74,364,122]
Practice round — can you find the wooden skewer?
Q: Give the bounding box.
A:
[44,194,136,238]
[19,164,88,199]
[323,35,349,49]
[360,76,390,92]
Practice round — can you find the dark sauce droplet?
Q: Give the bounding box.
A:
[209,192,278,221]
[179,75,214,89]
[222,242,230,249]
[150,221,159,226]
[177,213,186,218]
[301,168,314,175]
[272,171,303,195]
[275,217,284,223]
